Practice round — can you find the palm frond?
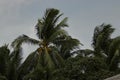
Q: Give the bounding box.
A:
[42,8,60,37]
[75,49,94,57]
[50,46,64,67]
[56,17,68,28]
[11,34,39,48]
[48,29,68,42]
[44,47,55,70]
[35,8,67,40]
[92,24,114,49]
[52,36,80,59]
[107,36,120,65]
[92,24,115,57]
[53,13,63,25]
[56,36,80,50]
[109,49,120,71]
[10,47,23,67]
[18,51,38,79]
[35,19,44,39]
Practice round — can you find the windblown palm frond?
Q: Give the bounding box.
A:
[108,49,120,71]
[10,47,22,67]
[48,29,68,42]
[52,36,80,59]
[107,36,120,71]
[44,47,55,70]
[7,47,23,80]
[35,8,68,41]
[78,49,94,57]
[50,46,64,67]
[35,8,62,39]
[17,51,38,80]
[56,17,68,28]
[92,24,115,56]
[11,34,39,48]
[35,19,44,39]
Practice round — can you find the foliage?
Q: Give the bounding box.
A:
[54,55,116,80]
[11,8,80,79]
[1,8,120,80]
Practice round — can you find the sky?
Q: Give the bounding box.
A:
[0,0,120,58]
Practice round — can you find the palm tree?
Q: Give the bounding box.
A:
[0,45,22,80]
[92,24,120,71]
[11,8,80,79]
[92,24,114,61]
[92,24,114,57]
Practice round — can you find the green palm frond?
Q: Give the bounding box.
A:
[35,19,44,39]
[109,49,120,71]
[107,36,120,65]
[92,24,114,48]
[48,29,68,42]
[53,50,64,67]
[44,47,55,70]
[56,36,80,50]
[50,46,64,67]
[10,47,22,68]
[52,36,80,59]
[56,17,68,28]
[7,47,23,80]
[18,51,38,79]
[43,8,59,26]
[53,13,63,25]
[78,49,94,57]
[11,34,39,48]
[92,24,115,56]
[35,8,68,41]
[41,8,60,39]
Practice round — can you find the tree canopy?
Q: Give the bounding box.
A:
[0,8,120,80]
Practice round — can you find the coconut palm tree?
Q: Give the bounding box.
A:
[92,24,120,71]
[11,8,80,80]
[92,24,115,57]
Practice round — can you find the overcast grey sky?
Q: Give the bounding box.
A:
[0,0,120,58]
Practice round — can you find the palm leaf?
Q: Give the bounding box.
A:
[44,47,55,70]
[17,51,38,79]
[56,17,68,28]
[107,36,120,65]
[42,8,60,39]
[11,34,39,48]
[48,29,68,42]
[35,19,44,39]
[109,49,120,71]
[53,13,63,25]
[50,46,64,67]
